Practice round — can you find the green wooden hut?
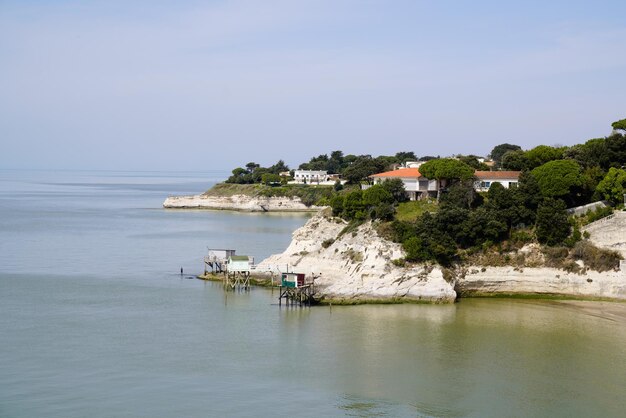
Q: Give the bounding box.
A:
[281,272,305,288]
[227,255,251,273]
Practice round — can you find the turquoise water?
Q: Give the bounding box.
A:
[1,170,625,417]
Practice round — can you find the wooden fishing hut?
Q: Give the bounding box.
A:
[279,272,315,306]
[225,255,253,290]
[204,249,236,274]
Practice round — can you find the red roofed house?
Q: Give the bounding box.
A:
[369,168,438,200]
[368,168,522,199]
[474,171,520,192]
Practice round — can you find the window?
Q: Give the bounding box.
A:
[480,181,491,188]
[509,182,518,188]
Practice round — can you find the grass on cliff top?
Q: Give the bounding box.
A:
[395,199,438,222]
[202,182,336,206]
[203,183,265,197]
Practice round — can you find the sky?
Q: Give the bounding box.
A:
[1,0,625,171]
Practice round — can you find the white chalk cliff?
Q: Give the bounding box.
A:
[163,194,322,212]
[258,212,626,303]
[258,212,457,303]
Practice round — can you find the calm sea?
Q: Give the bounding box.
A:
[1,170,625,418]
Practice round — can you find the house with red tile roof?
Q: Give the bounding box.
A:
[474,171,520,192]
[369,168,438,200]
[368,168,521,199]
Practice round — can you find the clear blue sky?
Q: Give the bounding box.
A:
[1,0,625,171]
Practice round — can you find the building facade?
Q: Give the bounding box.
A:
[474,171,520,192]
[293,170,330,184]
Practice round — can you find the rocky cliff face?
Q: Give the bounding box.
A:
[458,266,626,299]
[258,212,626,303]
[257,212,457,303]
[163,194,322,212]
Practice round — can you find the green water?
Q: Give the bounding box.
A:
[1,170,625,417]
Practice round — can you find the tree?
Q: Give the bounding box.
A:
[595,168,626,205]
[394,151,417,164]
[362,185,393,206]
[402,231,457,265]
[374,203,396,221]
[342,156,386,184]
[419,158,475,201]
[245,162,260,173]
[485,182,523,231]
[226,167,251,184]
[343,190,365,220]
[531,160,583,200]
[456,206,507,247]
[605,133,626,168]
[516,171,541,225]
[328,150,345,173]
[418,155,439,161]
[525,145,564,170]
[611,118,626,132]
[269,160,289,174]
[501,150,529,171]
[489,143,521,164]
[261,173,281,185]
[330,194,345,217]
[381,178,408,203]
[458,155,483,169]
[535,198,570,246]
[439,182,480,209]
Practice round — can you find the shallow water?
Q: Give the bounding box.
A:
[1,170,625,417]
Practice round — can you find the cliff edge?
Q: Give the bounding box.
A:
[258,211,626,303]
[163,194,323,212]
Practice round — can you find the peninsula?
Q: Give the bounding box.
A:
[179,118,626,303]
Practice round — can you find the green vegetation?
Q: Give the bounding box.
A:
[395,200,438,222]
[226,160,290,184]
[612,118,626,132]
[212,117,626,272]
[531,160,583,201]
[418,158,475,201]
[203,182,340,207]
[489,143,521,165]
[331,179,408,222]
[535,199,570,246]
[595,167,626,205]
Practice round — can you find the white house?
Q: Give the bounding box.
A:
[369,168,438,200]
[293,170,330,184]
[474,171,520,192]
[368,168,522,198]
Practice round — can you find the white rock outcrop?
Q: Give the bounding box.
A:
[258,212,626,303]
[458,266,626,300]
[163,194,323,212]
[257,212,457,303]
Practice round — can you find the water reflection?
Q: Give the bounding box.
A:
[273,300,626,417]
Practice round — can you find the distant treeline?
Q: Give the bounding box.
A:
[225,151,488,184]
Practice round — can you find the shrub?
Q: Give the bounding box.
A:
[344,248,364,263]
[583,205,614,225]
[403,236,429,262]
[339,219,364,237]
[321,238,335,249]
[391,258,406,267]
[371,203,395,221]
[571,241,620,272]
[330,195,345,217]
[510,229,533,244]
[542,246,569,267]
[362,184,393,206]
